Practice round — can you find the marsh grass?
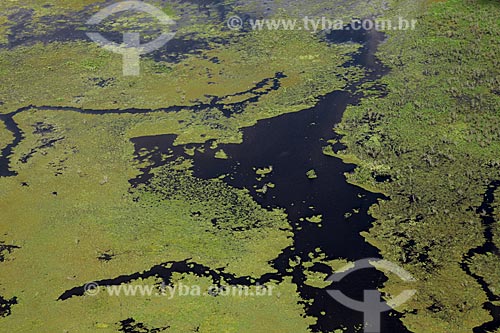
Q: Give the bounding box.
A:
[337,0,500,331]
[0,2,366,330]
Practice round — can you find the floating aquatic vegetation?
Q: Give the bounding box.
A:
[305,215,323,224]
[214,149,228,159]
[255,165,273,176]
[306,169,318,179]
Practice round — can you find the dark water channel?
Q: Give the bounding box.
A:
[131,28,412,333]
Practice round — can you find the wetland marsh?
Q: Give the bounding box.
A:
[0,0,499,332]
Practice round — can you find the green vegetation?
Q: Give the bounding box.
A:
[255,166,273,176]
[306,169,318,179]
[336,0,500,331]
[0,0,109,45]
[0,120,13,148]
[0,108,307,331]
[322,144,336,157]
[0,29,360,146]
[0,0,367,331]
[214,149,228,159]
[1,0,498,331]
[305,215,323,224]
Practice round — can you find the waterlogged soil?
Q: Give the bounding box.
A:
[461,181,500,332]
[0,71,284,177]
[1,1,498,331]
[130,28,411,332]
[0,4,413,329]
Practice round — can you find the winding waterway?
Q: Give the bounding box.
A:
[130,28,411,332]
[1,5,498,332]
[0,24,412,332]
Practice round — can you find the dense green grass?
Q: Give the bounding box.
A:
[335,0,500,331]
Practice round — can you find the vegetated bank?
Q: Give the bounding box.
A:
[332,0,500,332]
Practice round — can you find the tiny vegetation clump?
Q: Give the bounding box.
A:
[306,169,318,179]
